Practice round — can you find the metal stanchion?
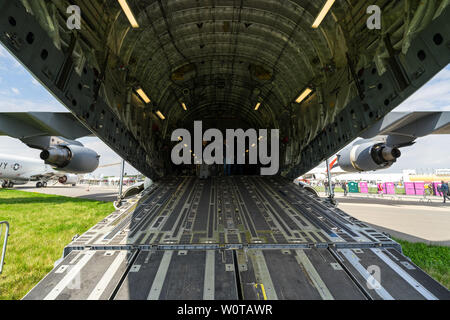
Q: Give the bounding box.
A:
[115,159,125,208]
[325,158,336,206]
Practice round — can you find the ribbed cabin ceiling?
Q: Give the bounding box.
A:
[19,0,447,177]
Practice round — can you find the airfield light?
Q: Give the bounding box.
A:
[118,0,140,28]
[312,0,336,28]
[156,111,165,120]
[136,88,151,103]
[295,87,313,104]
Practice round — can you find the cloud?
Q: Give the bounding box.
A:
[0,45,23,72]
[382,135,450,173]
[0,137,42,159]
[79,137,140,176]
[394,65,450,112]
[0,95,66,112]
[0,46,7,57]
[11,87,20,95]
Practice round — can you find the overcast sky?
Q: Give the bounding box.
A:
[0,44,449,176]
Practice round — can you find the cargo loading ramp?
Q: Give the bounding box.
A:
[24,176,450,300]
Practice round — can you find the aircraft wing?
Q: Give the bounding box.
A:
[360,111,450,146]
[14,164,57,181]
[336,111,450,173]
[0,112,93,140]
[27,172,55,181]
[27,170,75,182]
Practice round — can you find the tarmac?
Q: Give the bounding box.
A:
[14,183,120,202]
[10,183,450,246]
[322,192,450,246]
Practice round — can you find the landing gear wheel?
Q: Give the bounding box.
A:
[7,181,14,188]
[43,182,47,188]
[36,182,43,188]
[1,181,7,188]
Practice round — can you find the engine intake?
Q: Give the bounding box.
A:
[58,174,78,185]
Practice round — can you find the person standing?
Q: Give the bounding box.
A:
[342,181,348,196]
[377,183,383,196]
[439,181,450,203]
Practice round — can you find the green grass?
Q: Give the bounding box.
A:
[0,189,113,300]
[394,238,450,289]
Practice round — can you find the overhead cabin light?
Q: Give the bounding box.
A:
[312,0,336,28]
[181,102,188,111]
[156,111,165,120]
[254,102,261,111]
[295,87,313,104]
[136,88,151,104]
[118,0,140,28]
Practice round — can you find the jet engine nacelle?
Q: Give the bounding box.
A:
[58,174,78,185]
[337,141,401,172]
[40,145,99,174]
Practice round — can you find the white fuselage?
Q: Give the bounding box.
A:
[0,153,55,183]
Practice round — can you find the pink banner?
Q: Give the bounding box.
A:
[359,182,368,193]
[434,183,442,196]
[404,182,416,195]
[414,182,425,195]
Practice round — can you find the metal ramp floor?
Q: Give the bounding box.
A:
[24,176,450,300]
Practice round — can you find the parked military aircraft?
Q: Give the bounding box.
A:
[0,153,78,188]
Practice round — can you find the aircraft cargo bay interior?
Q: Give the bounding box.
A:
[0,0,449,301]
[1,0,449,179]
